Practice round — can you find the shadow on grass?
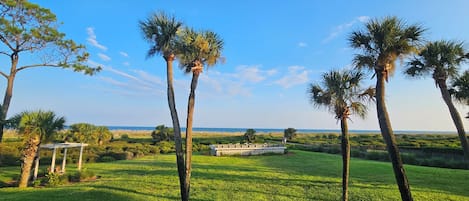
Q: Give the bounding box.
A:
[0,187,149,201]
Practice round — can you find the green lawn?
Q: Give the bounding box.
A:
[1,150,468,201]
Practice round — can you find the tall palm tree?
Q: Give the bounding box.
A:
[405,41,469,160]
[349,16,425,201]
[309,69,372,201]
[9,110,65,188]
[139,12,187,200]
[177,28,224,200]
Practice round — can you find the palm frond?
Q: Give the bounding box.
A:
[139,11,182,58]
[349,16,426,80]
[177,28,224,73]
[308,69,370,120]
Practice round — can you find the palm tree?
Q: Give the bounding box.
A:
[349,16,425,201]
[405,41,469,160]
[283,128,297,144]
[139,12,187,200]
[309,69,372,201]
[451,70,469,105]
[244,128,256,143]
[177,28,224,200]
[451,70,469,119]
[8,110,65,188]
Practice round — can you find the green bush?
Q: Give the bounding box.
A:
[99,156,116,162]
[365,150,389,161]
[158,141,174,153]
[45,172,67,187]
[68,169,96,182]
[120,134,129,139]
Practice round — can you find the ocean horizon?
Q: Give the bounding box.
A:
[104,126,458,135]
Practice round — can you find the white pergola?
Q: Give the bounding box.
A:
[33,143,88,180]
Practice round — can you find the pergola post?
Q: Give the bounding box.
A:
[50,147,57,173]
[33,151,40,180]
[61,148,68,173]
[78,143,84,171]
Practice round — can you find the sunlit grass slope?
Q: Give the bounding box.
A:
[0,150,468,201]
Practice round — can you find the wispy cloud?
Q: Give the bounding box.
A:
[88,59,165,97]
[86,27,108,51]
[98,53,111,61]
[196,65,278,98]
[322,16,370,43]
[274,66,310,88]
[234,65,267,83]
[119,51,129,57]
[298,42,308,48]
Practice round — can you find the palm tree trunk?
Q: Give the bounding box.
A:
[18,135,40,188]
[340,117,350,201]
[437,80,469,161]
[164,56,187,200]
[376,73,413,201]
[184,71,200,201]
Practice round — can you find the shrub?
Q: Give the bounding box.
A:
[120,134,129,140]
[45,172,67,187]
[99,156,116,162]
[151,125,174,143]
[158,141,175,153]
[69,169,96,182]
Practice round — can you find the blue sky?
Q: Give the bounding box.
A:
[3,0,469,131]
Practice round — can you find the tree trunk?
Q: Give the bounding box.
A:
[340,117,350,201]
[376,72,413,201]
[184,71,200,201]
[0,72,16,143]
[0,53,19,143]
[437,80,469,161]
[18,135,40,188]
[164,56,187,200]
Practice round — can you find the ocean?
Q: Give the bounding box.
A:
[106,126,457,134]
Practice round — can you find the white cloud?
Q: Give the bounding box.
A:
[123,62,130,66]
[235,65,266,83]
[275,66,310,88]
[98,53,111,61]
[298,42,308,47]
[97,66,166,97]
[86,27,108,51]
[132,70,163,86]
[120,51,129,57]
[200,73,223,93]
[357,16,370,23]
[99,76,128,87]
[322,16,370,43]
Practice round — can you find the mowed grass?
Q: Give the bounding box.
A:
[1,150,468,201]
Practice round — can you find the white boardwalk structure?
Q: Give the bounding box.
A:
[209,144,286,156]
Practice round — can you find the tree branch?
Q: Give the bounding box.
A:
[16,63,62,72]
[0,70,7,79]
[0,51,10,56]
[0,34,15,51]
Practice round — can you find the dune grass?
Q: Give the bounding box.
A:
[1,150,468,201]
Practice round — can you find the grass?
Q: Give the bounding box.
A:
[1,150,468,201]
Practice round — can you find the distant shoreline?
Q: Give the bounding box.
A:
[105,126,458,135]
